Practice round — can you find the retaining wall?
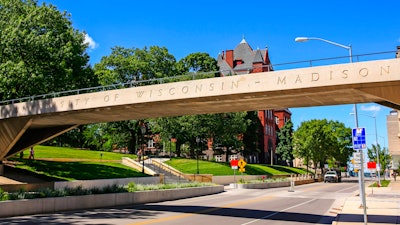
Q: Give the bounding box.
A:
[212,174,313,185]
[0,185,224,218]
[0,176,161,192]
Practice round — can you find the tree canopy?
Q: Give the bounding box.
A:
[367,144,391,175]
[0,0,95,100]
[276,119,294,165]
[176,52,219,76]
[94,46,177,85]
[293,119,352,173]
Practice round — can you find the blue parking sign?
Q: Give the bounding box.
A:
[352,128,366,149]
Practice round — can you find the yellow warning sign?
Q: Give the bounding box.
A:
[238,159,247,168]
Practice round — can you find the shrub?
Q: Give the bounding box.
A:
[0,182,215,201]
[0,188,9,201]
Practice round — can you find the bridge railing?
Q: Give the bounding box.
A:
[0,50,396,106]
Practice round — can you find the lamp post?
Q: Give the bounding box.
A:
[294,37,352,62]
[196,137,200,174]
[140,124,146,174]
[353,112,381,187]
[169,135,172,159]
[297,37,367,224]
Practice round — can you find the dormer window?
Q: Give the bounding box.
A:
[235,59,243,65]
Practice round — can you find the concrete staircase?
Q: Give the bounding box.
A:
[146,158,189,183]
[122,157,189,184]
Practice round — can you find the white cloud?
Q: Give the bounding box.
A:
[84,33,98,50]
[360,105,381,113]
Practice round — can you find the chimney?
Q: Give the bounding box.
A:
[225,50,234,68]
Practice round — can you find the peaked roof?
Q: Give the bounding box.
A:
[218,38,270,75]
[253,49,264,63]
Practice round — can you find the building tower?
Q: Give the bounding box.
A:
[217,38,291,164]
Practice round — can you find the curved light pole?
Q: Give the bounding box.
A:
[297,37,367,224]
[196,137,200,174]
[354,112,381,187]
[140,124,147,174]
[295,37,352,62]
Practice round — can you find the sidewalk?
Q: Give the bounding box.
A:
[333,178,400,225]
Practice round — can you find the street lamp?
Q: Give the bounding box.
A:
[297,37,367,224]
[169,135,172,159]
[352,112,381,187]
[196,137,200,174]
[294,37,352,62]
[140,123,147,174]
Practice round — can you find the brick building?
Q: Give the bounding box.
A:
[387,110,400,171]
[217,38,292,164]
[386,46,400,172]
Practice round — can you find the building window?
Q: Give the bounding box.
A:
[147,139,154,148]
[275,116,280,125]
[229,155,238,161]
[215,155,223,162]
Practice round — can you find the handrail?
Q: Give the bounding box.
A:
[0,50,396,106]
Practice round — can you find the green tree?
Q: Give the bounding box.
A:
[327,120,353,170]
[92,46,177,152]
[94,46,177,85]
[276,119,294,166]
[209,112,250,162]
[367,144,391,177]
[242,111,262,158]
[293,119,351,175]
[0,0,95,100]
[151,111,250,161]
[151,115,210,157]
[176,52,219,77]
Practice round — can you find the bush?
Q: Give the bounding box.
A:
[0,188,9,201]
[0,182,215,201]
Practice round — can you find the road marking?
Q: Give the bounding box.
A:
[127,196,275,225]
[240,198,317,225]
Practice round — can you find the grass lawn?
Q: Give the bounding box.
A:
[369,179,390,187]
[9,145,142,181]
[165,158,311,176]
[21,145,136,161]
[10,146,311,180]
[15,159,147,181]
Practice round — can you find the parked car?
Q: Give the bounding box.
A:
[324,170,341,183]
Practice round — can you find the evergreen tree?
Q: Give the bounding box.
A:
[276,119,294,166]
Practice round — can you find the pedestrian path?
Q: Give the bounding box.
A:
[333,178,400,225]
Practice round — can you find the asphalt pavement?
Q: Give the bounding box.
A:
[1,170,399,225]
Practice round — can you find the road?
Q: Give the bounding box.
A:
[1,182,359,225]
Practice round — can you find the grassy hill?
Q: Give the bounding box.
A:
[8,146,144,181]
[7,146,310,181]
[166,158,310,176]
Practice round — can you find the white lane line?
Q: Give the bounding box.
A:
[240,198,317,225]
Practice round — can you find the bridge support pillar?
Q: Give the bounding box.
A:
[0,161,4,175]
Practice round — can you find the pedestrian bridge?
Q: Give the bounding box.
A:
[1,58,400,159]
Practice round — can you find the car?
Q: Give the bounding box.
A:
[324,170,341,183]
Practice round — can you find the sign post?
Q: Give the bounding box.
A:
[230,160,238,188]
[352,127,368,224]
[238,159,247,182]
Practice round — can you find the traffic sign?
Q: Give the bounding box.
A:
[367,161,376,169]
[238,159,247,168]
[230,159,238,169]
[352,128,366,149]
[353,152,361,164]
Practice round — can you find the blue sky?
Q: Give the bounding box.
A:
[43,0,400,151]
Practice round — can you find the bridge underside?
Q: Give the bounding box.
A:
[1,58,400,159]
[2,83,400,159]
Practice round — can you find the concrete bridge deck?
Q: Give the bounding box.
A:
[1,58,400,159]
